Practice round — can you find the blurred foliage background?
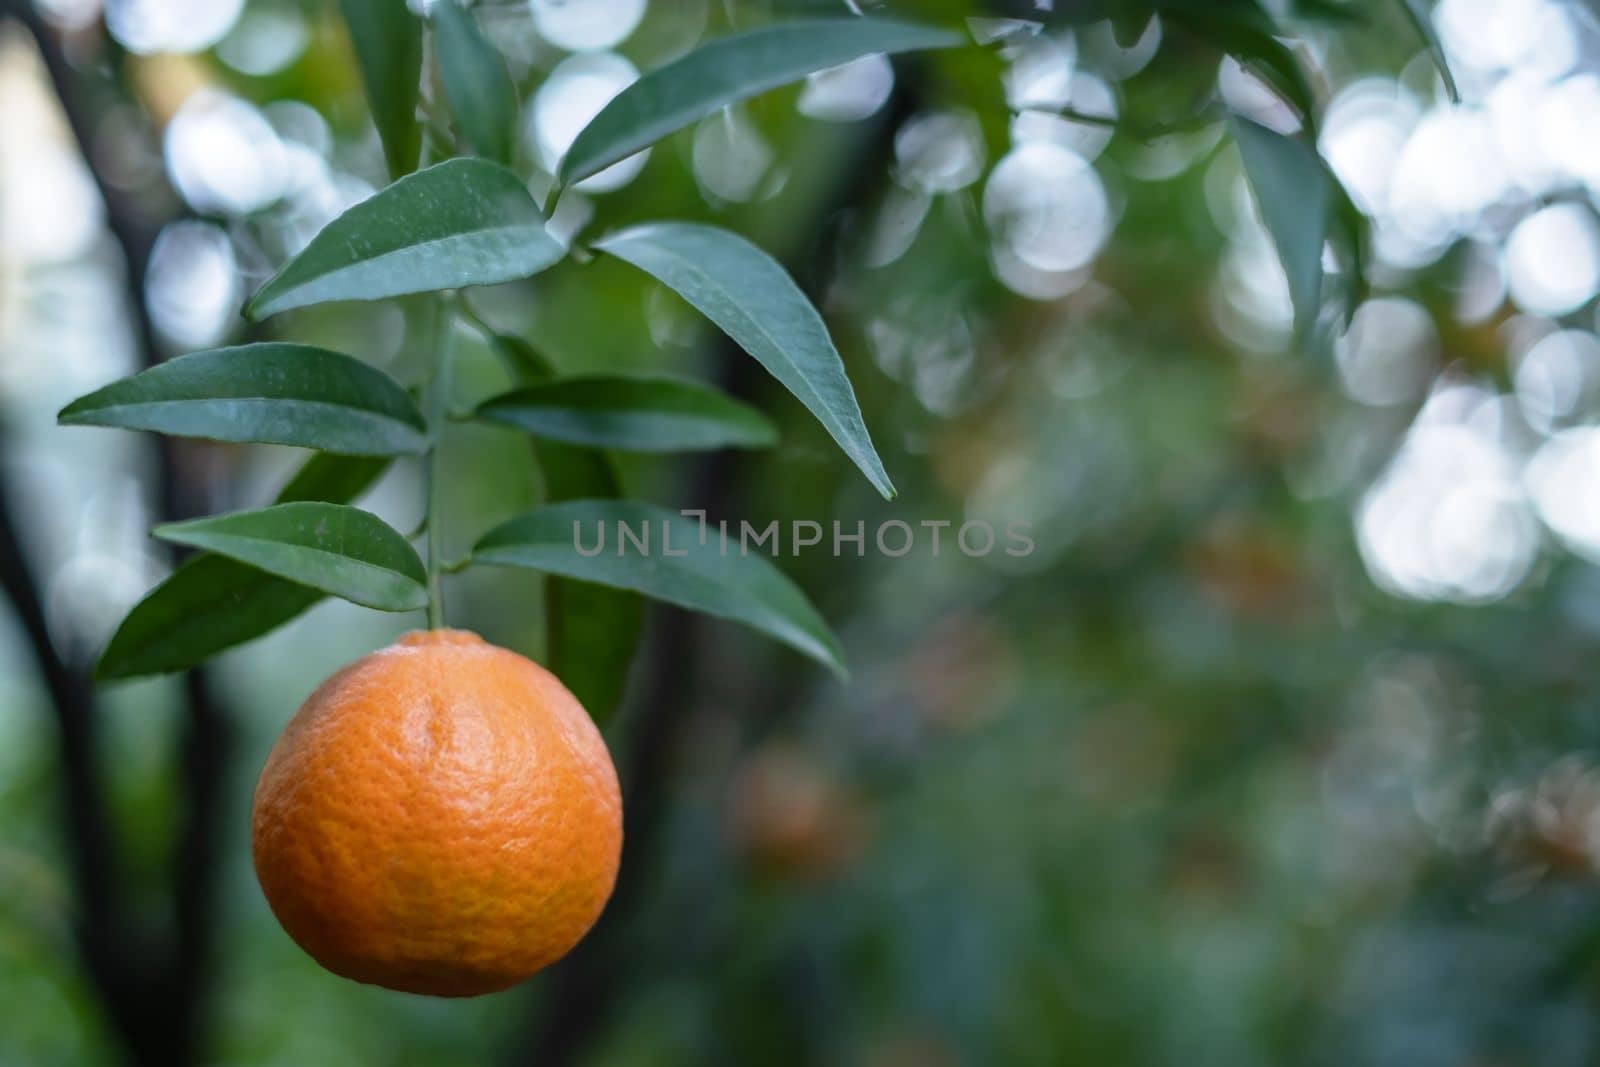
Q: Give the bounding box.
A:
[7,0,1600,1064]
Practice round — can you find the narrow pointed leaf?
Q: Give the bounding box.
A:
[488,332,554,385]
[1238,38,1319,132]
[474,500,846,677]
[245,159,564,318]
[338,0,423,179]
[1327,179,1370,331]
[96,455,386,680]
[57,344,426,455]
[558,18,963,184]
[431,0,518,163]
[97,556,325,681]
[1158,0,1275,31]
[473,374,777,452]
[1169,7,1319,131]
[1292,0,1363,21]
[1397,0,1460,102]
[154,503,428,612]
[541,562,641,728]
[275,453,391,504]
[485,335,626,502]
[1018,0,1330,28]
[1233,116,1333,342]
[486,335,642,725]
[595,223,894,499]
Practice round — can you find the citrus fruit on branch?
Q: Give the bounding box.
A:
[251,630,622,996]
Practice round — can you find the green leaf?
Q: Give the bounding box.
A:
[1291,0,1364,21]
[1168,8,1320,132]
[594,222,895,499]
[97,555,325,681]
[474,500,845,677]
[488,332,554,385]
[154,503,427,612]
[338,0,423,179]
[95,453,390,680]
[1327,179,1370,332]
[1239,38,1319,133]
[485,334,642,726]
[275,453,391,504]
[1159,0,1276,31]
[57,344,427,455]
[431,0,519,163]
[1397,0,1460,103]
[1024,0,1350,29]
[558,17,963,185]
[542,564,641,728]
[245,159,564,319]
[482,335,625,501]
[1232,116,1333,342]
[473,374,778,452]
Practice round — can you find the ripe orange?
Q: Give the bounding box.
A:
[251,629,622,997]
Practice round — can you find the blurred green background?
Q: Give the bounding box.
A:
[7,0,1600,1064]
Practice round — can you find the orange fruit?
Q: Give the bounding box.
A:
[251,629,622,997]
[727,744,871,882]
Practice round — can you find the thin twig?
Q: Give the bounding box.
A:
[424,296,458,629]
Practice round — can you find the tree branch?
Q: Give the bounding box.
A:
[2,5,233,1063]
[0,456,136,1050]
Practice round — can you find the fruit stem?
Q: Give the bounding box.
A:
[424,294,457,629]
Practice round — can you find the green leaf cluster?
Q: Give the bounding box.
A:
[62,14,969,699]
[1164,0,1454,342]
[1013,0,1452,344]
[63,3,1448,695]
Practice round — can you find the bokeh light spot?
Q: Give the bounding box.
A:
[529,0,646,52]
[799,54,894,123]
[146,221,241,349]
[983,142,1110,275]
[1504,203,1600,316]
[163,90,286,216]
[531,52,648,193]
[105,0,243,55]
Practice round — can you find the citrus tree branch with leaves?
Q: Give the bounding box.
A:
[16,0,1463,1062]
[64,17,970,693]
[57,0,1458,702]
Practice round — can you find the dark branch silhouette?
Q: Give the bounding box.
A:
[0,4,233,1063]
